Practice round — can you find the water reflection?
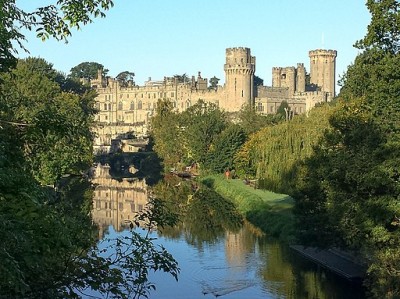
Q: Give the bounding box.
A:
[91,163,148,238]
[90,164,365,299]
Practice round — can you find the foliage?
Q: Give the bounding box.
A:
[204,124,246,173]
[234,104,334,193]
[0,58,95,185]
[173,73,190,83]
[180,100,227,166]
[69,61,108,80]
[237,104,284,135]
[151,100,228,171]
[208,76,220,90]
[254,75,264,87]
[354,0,400,53]
[0,0,114,72]
[150,99,185,170]
[295,2,400,297]
[116,70,135,87]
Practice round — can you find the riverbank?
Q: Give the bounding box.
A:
[201,174,295,242]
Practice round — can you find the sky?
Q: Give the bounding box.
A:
[17,1,371,90]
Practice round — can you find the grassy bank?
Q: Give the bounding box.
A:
[201,174,295,242]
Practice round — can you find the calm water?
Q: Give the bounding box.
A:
[89,163,365,299]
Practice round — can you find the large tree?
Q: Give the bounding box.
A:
[295,1,400,297]
[69,61,108,80]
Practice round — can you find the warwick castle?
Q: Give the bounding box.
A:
[92,47,337,153]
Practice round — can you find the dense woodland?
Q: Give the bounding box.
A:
[1,0,400,298]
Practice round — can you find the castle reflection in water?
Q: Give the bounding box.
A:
[90,163,149,237]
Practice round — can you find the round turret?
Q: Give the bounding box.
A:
[309,49,337,97]
[224,47,256,111]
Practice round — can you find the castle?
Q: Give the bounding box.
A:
[92,47,337,153]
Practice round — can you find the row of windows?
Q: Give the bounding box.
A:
[111,91,176,100]
[100,100,194,111]
[97,200,144,212]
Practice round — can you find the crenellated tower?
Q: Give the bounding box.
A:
[309,49,337,97]
[224,47,255,111]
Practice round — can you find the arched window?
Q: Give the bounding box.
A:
[104,103,107,110]
[118,102,123,110]
[138,100,142,110]
[130,101,134,110]
[108,103,112,111]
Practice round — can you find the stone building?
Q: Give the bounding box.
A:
[92,47,337,153]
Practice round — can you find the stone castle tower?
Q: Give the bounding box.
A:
[271,63,306,95]
[309,49,337,97]
[223,47,255,111]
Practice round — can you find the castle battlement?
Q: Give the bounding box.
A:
[309,49,337,57]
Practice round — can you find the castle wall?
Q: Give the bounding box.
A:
[92,47,337,153]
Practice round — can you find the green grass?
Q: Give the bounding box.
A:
[201,174,296,242]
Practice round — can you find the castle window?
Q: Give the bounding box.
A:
[120,94,123,99]
[257,102,263,112]
[171,92,175,97]
[138,100,142,110]
[108,103,111,110]
[118,102,123,110]
[130,101,134,110]
[147,103,151,110]
[127,94,129,98]
[242,90,244,97]
[104,103,107,110]
[270,106,274,113]
[148,94,150,98]
[141,94,143,98]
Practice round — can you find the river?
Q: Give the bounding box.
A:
[88,161,365,299]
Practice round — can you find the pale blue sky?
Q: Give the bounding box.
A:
[17,1,371,90]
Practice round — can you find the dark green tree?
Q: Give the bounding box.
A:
[208,76,220,90]
[205,124,247,173]
[296,1,400,296]
[116,70,135,87]
[150,99,185,170]
[180,100,227,166]
[173,73,190,83]
[254,75,264,87]
[69,61,108,80]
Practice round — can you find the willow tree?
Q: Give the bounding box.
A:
[234,104,335,194]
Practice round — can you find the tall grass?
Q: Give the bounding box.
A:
[201,174,296,242]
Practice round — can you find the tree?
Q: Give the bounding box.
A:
[0,0,114,72]
[180,100,227,166]
[205,124,246,173]
[150,99,185,170]
[0,58,95,185]
[69,61,108,80]
[173,73,190,83]
[296,1,400,296]
[116,70,135,87]
[208,76,220,90]
[237,104,283,135]
[254,75,264,87]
